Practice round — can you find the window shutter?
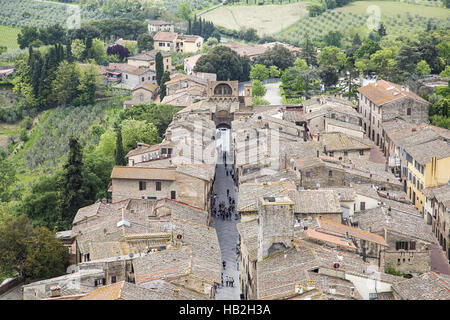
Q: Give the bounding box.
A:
[410,241,416,251]
[396,242,400,250]
[405,242,408,251]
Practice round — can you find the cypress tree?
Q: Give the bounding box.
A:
[378,23,387,37]
[192,15,198,35]
[114,123,127,166]
[38,55,48,99]
[301,35,317,66]
[159,71,171,101]
[155,52,164,86]
[66,41,73,62]
[30,51,43,99]
[188,19,191,34]
[61,137,85,229]
[352,33,362,46]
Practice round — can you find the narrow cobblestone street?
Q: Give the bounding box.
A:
[211,129,241,300]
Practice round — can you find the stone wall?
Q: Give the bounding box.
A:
[175,172,209,210]
[257,199,295,261]
[300,165,346,189]
[382,98,429,124]
[112,178,177,203]
[239,242,257,300]
[383,231,431,274]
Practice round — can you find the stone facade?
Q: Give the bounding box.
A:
[112,177,177,202]
[111,168,212,211]
[148,21,174,33]
[122,69,156,89]
[358,80,430,148]
[297,162,346,189]
[383,230,431,274]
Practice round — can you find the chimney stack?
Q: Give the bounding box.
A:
[50,286,61,298]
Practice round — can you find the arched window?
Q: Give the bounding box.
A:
[214,84,232,96]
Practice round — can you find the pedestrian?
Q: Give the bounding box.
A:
[226,170,229,176]
[227,189,229,196]
[223,260,226,269]
[231,277,234,287]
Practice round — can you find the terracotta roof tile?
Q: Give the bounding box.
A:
[153,31,178,42]
[357,80,429,106]
[111,166,176,180]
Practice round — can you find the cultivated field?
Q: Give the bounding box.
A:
[200,2,310,36]
[0,0,106,28]
[276,1,450,45]
[335,1,450,18]
[0,25,20,51]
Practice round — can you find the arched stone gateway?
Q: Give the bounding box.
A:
[207,81,240,128]
[213,109,233,128]
[216,123,231,129]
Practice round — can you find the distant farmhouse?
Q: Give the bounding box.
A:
[148,20,174,33]
[154,31,203,53]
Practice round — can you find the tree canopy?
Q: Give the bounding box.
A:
[0,215,68,283]
[255,44,296,71]
[194,46,250,81]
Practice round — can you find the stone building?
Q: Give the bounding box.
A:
[126,141,175,166]
[110,165,214,211]
[102,63,156,89]
[123,83,159,108]
[237,181,296,222]
[127,50,173,73]
[153,32,203,53]
[357,80,430,147]
[153,31,178,52]
[289,155,402,191]
[318,132,372,161]
[303,95,363,138]
[165,73,211,96]
[354,205,434,274]
[159,73,212,108]
[290,156,346,189]
[147,20,174,33]
[287,190,343,223]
